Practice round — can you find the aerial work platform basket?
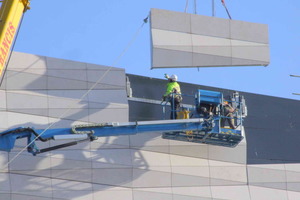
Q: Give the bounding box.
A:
[161,89,246,147]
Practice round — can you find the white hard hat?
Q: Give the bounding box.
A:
[170,74,178,81]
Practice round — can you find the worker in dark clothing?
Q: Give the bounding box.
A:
[162,74,182,119]
[199,105,213,119]
[221,101,236,129]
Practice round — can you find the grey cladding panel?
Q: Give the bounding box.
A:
[152,48,193,68]
[150,8,270,68]
[191,14,230,38]
[230,19,269,43]
[231,57,269,66]
[5,70,47,90]
[150,8,191,33]
[192,52,232,67]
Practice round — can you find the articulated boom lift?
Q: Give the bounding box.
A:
[0,1,248,156]
[0,90,247,155]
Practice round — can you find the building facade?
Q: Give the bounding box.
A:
[0,52,300,200]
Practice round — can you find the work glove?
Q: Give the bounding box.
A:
[164,74,169,79]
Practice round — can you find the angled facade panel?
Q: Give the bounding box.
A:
[2,53,300,200]
[150,8,270,68]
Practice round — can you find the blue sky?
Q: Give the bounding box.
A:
[14,0,300,100]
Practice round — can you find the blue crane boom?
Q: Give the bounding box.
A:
[0,89,247,156]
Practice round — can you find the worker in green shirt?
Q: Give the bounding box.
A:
[163,74,182,119]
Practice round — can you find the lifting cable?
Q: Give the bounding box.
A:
[221,0,232,19]
[3,15,149,169]
[184,0,198,14]
[184,0,189,12]
[184,0,231,18]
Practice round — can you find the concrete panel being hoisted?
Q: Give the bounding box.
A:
[150,8,270,69]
